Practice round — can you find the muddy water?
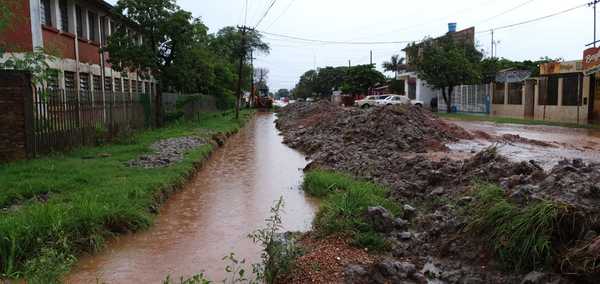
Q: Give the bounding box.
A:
[446,120,600,169]
[67,113,318,283]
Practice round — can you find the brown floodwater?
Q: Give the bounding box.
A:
[445,120,600,169]
[66,112,319,283]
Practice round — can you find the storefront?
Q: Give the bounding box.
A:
[583,47,600,123]
[537,60,589,124]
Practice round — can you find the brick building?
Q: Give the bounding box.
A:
[0,0,157,95]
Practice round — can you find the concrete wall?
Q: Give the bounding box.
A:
[416,79,438,107]
[491,104,525,118]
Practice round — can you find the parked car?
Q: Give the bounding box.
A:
[375,95,424,107]
[355,95,390,108]
[306,97,315,102]
[376,95,411,106]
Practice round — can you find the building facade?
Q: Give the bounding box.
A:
[0,0,157,96]
[491,61,590,124]
[398,25,476,108]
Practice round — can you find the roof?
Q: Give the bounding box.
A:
[403,27,476,51]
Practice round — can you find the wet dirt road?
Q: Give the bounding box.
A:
[67,112,319,283]
[446,120,600,169]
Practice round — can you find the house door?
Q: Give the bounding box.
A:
[590,75,600,122]
[524,80,535,118]
[408,83,417,100]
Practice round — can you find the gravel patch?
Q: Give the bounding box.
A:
[128,136,207,168]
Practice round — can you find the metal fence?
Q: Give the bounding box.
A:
[437,84,491,113]
[31,88,156,156]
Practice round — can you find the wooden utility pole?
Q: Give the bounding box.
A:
[250,49,254,108]
[235,26,247,120]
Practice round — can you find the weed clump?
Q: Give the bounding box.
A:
[303,170,400,251]
[467,182,566,271]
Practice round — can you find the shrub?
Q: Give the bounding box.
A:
[303,170,400,251]
[467,182,565,271]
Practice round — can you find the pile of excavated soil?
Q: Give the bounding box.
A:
[276,102,600,283]
[276,102,472,156]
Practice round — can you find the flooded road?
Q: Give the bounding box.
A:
[445,120,600,169]
[67,112,318,283]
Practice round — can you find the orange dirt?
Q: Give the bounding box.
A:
[279,234,377,284]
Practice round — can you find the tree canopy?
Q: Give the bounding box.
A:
[413,37,483,112]
[105,0,269,113]
[294,65,384,98]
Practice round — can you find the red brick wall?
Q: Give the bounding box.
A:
[43,27,77,60]
[0,0,33,52]
[0,71,32,162]
[79,40,101,65]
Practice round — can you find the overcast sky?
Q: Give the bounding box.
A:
[108,0,594,91]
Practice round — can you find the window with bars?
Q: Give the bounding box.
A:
[88,12,98,42]
[104,77,113,92]
[41,0,53,27]
[124,79,130,93]
[76,5,84,38]
[493,83,505,104]
[48,70,60,90]
[562,74,582,106]
[137,81,143,94]
[114,78,122,93]
[59,0,68,32]
[131,80,138,93]
[80,73,90,92]
[64,71,76,90]
[145,82,150,94]
[93,75,102,93]
[100,17,108,44]
[539,77,558,105]
[507,82,523,105]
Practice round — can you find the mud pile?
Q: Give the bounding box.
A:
[276,102,600,283]
[277,101,471,157]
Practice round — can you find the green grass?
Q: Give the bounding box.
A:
[0,110,253,280]
[303,170,401,251]
[438,112,600,129]
[467,182,566,271]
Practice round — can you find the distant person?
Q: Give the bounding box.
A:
[430,97,438,112]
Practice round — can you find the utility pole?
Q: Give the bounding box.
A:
[586,1,600,47]
[235,25,248,120]
[348,60,351,68]
[250,49,254,108]
[370,50,373,66]
[490,29,494,58]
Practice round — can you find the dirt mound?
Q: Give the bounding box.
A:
[277,102,600,283]
[277,102,471,157]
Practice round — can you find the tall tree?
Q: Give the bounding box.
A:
[105,0,197,125]
[382,55,405,77]
[414,37,483,113]
[341,64,385,95]
[275,88,290,99]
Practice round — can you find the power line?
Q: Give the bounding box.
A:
[478,2,588,34]
[265,0,297,30]
[260,31,414,45]
[477,0,537,24]
[255,0,278,28]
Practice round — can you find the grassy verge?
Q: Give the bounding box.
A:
[438,112,600,129]
[303,170,401,251]
[466,182,569,271]
[0,110,253,282]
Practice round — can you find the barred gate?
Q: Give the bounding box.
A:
[437,84,491,113]
[31,88,156,156]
